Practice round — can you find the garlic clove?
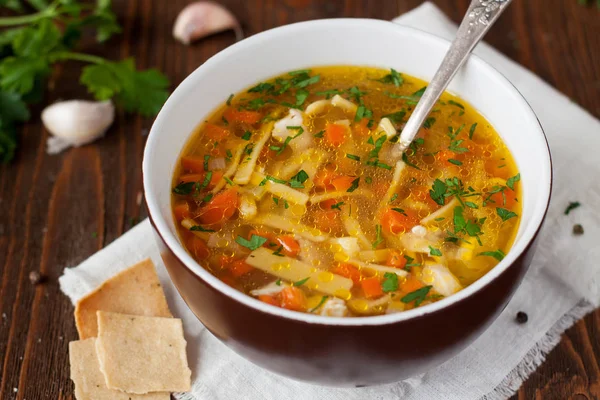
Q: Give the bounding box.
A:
[173,1,243,45]
[43,100,115,155]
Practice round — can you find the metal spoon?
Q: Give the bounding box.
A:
[393,0,514,156]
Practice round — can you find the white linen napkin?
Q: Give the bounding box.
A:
[59,3,600,399]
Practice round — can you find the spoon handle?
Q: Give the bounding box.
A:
[394,0,513,155]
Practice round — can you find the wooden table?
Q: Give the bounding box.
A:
[1,1,598,398]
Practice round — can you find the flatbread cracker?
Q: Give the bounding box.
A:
[96,311,191,394]
[75,259,172,339]
[69,338,170,400]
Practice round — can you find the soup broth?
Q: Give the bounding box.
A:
[171,66,521,317]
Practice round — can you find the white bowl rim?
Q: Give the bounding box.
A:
[143,18,552,327]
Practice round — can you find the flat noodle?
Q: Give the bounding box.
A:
[252,214,328,242]
[233,122,274,185]
[379,160,406,208]
[245,248,352,296]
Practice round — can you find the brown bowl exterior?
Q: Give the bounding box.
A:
[152,217,541,387]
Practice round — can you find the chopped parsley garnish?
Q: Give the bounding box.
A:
[483,185,507,206]
[354,104,373,122]
[401,286,432,306]
[226,94,234,106]
[402,152,421,170]
[172,182,195,195]
[190,225,215,232]
[465,201,479,209]
[295,89,309,106]
[451,206,484,243]
[275,279,282,286]
[316,89,342,99]
[429,246,442,257]
[448,99,465,109]
[390,193,398,203]
[202,193,213,203]
[203,155,210,171]
[429,177,481,208]
[259,175,287,186]
[331,202,345,210]
[199,172,212,189]
[309,296,329,313]
[241,131,252,140]
[564,201,581,215]
[377,68,403,87]
[224,177,235,186]
[381,272,399,292]
[469,123,477,139]
[391,207,407,216]
[346,154,361,161]
[289,170,309,188]
[424,117,436,129]
[226,149,233,161]
[372,224,384,249]
[248,82,275,93]
[314,130,325,138]
[365,177,373,184]
[447,124,468,153]
[448,158,462,166]
[429,179,447,206]
[434,217,445,221]
[347,177,360,192]
[403,255,421,270]
[272,246,285,257]
[293,277,310,287]
[507,173,521,190]
[221,116,229,125]
[235,234,268,251]
[479,249,506,261]
[382,110,406,124]
[496,207,518,221]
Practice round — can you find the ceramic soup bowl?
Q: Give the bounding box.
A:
[143,19,552,387]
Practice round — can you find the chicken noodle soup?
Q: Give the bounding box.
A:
[171,66,521,317]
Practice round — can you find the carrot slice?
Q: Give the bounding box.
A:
[276,235,301,258]
[489,191,517,209]
[401,276,424,294]
[381,207,418,235]
[229,259,254,277]
[173,202,191,221]
[279,287,306,312]
[181,156,205,173]
[386,250,407,269]
[325,123,347,147]
[331,263,361,285]
[313,169,336,191]
[223,108,262,124]
[258,294,279,307]
[187,236,210,260]
[360,277,383,299]
[331,176,356,192]
[178,173,203,183]
[204,123,229,141]
[197,187,239,226]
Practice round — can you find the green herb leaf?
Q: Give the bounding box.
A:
[241,131,252,140]
[564,201,581,215]
[377,68,403,87]
[479,249,506,261]
[496,207,518,221]
[295,89,309,106]
[346,177,360,192]
[235,234,268,251]
[172,181,195,195]
[507,173,521,190]
[293,277,310,287]
[402,152,421,170]
[272,246,285,257]
[391,207,407,216]
[226,94,234,105]
[448,158,462,166]
[401,285,432,306]
[424,117,436,129]
[314,130,325,138]
[275,279,282,286]
[289,169,309,188]
[381,272,399,292]
[372,224,383,249]
[448,99,465,109]
[190,225,216,232]
[469,123,477,139]
[309,295,329,312]
[346,154,361,161]
[429,179,447,206]
[331,201,344,211]
[382,110,406,124]
[428,246,442,257]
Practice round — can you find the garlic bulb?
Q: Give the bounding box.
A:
[173,1,243,45]
[43,100,115,155]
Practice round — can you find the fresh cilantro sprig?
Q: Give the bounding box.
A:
[0,0,170,162]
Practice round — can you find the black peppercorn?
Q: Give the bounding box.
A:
[516,311,528,324]
[573,224,584,235]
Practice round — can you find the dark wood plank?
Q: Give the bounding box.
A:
[0,1,598,399]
